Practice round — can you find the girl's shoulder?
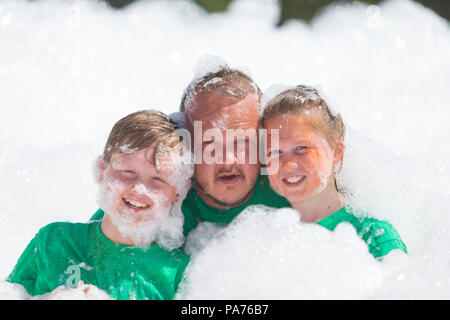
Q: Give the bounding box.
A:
[345,206,408,258]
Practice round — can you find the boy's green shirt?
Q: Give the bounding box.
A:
[7,219,190,300]
[317,206,408,259]
[90,174,291,236]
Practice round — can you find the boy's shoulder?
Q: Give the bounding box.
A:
[38,220,95,234]
[34,220,97,245]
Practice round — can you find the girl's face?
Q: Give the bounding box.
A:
[265,114,342,204]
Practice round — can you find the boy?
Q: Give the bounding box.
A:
[7,110,192,300]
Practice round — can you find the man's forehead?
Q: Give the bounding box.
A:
[189,93,259,122]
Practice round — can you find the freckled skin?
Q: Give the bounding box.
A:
[265,114,338,205]
[186,93,260,209]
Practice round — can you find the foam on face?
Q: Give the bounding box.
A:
[96,171,184,250]
[1,0,450,300]
[155,143,193,195]
[119,143,139,154]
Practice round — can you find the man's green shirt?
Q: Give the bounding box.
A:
[181,175,291,235]
[7,219,190,299]
[317,206,408,259]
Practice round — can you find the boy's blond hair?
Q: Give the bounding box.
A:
[103,110,180,164]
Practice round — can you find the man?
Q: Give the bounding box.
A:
[91,65,290,238]
[179,66,290,236]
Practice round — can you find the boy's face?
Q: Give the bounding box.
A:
[98,145,178,225]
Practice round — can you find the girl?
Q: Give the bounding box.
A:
[262,85,407,259]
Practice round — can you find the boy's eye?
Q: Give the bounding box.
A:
[121,170,137,177]
[153,177,168,184]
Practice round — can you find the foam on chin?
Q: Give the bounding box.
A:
[96,177,184,250]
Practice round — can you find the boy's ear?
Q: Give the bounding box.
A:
[172,178,192,205]
[94,156,107,184]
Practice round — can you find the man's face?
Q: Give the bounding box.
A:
[186,93,260,209]
[98,145,178,226]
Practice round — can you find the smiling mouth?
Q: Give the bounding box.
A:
[122,198,150,210]
[282,175,306,187]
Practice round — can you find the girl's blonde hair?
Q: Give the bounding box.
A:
[261,85,345,147]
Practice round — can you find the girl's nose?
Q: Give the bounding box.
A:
[281,158,298,171]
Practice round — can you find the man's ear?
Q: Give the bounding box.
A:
[94,156,107,184]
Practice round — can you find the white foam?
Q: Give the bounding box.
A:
[1,0,449,299]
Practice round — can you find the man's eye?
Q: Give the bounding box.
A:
[235,139,248,145]
[203,141,214,147]
[268,149,281,157]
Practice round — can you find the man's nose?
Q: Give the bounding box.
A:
[223,146,238,165]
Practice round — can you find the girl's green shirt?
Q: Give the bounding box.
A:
[317,206,407,258]
[7,218,190,299]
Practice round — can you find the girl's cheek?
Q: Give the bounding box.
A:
[306,149,334,187]
[299,150,320,174]
[265,159,281,176]
[267,173,281,192]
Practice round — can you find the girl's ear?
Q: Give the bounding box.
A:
[94,156,107,184]
[333,140,345,164]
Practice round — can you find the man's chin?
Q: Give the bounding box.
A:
[202,187,256,209]
[194,177,258,209]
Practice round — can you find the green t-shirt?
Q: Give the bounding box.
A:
[89,174,291,237]
[181,174,291,236]
[7,219,190,300]
[317,206,408,259]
